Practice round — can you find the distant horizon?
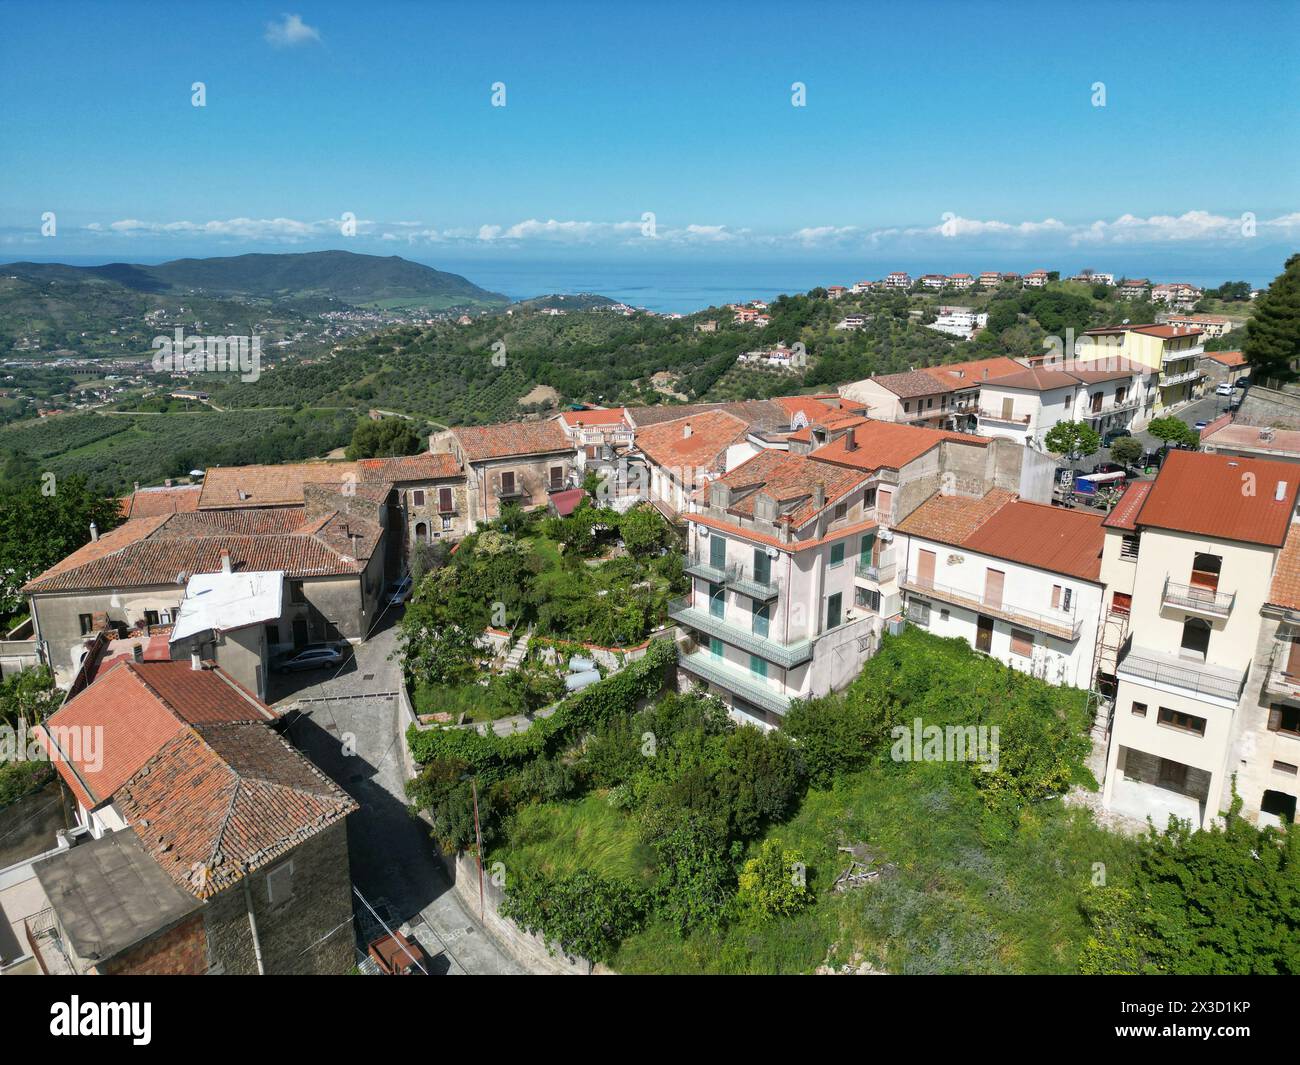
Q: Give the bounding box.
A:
[4,247,1289,315]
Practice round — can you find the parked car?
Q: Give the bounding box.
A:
[1089,461,1127,475]
[385,575,413,607]
[275,643,349,672]
[1194,420,1209,431]
[1102,427,1132,447]
[1215,382,1234,397]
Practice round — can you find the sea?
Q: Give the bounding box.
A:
[425,254,1289,315]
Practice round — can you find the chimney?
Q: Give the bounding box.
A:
[134,481,140,493]
[89,521,99,542]
[844,429,858,452]
[220,548,232,574]
[983,368,989,379]
[682,422,692,439]
[164,478,173,488]
[191,648,203,671]
[132,643,144,663]
[813,481,826,510]
[1277,480,1289,503]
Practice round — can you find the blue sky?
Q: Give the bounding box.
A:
[1,0,1297,270]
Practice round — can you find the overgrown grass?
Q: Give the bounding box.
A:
[493,794,657,885]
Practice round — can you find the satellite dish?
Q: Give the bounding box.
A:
[698,526,709,537]
[766,546,779,558]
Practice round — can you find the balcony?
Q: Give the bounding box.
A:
[1161,344,1205,364]
[1083,396,1142,419]
[676,644,791,717]
[900,571,1081,640]
[495,481,526,499]
[668,595,812,667]
[1265,640,1300,699]
[1160,369,1202,387]
[684,557,779,601]
[855,555,897,584]
[1116,644,1247,703]
[976,409,1032,425]
[1161,577,1234,618]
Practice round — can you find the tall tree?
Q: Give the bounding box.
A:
[345,416,422,459]
[1043,420,1101,468]
[1244,254,1300,384]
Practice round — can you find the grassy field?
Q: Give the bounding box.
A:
[493,794,657,885]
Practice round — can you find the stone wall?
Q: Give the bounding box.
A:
[104,913,207,975]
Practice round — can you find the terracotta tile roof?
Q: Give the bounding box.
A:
[1060,358,1153,383]
[1133,450,1300,547]
[115,721,356,899]
[1083,323,1202,340]
[1205,350,1246,367]
[625,400,789,431]
[1202,422,1300,456]
[1268,522,1300,610]
[771,395,839,423]
[635,410,751,476]
[986,366,1082,391]
[23,504,380,593]
[356,452,462,482]
[451,420,572,462]
[872,369,956,398]
[898,489,1105,582]
[699,449,867,530]
[921,356,1028,388]
[1101,481,1152,530]
[557,408,629,428]
[118,484,202,519]
[811,419,987,473]
[549,487,587,516]
[36,659,278,810]
[896,488,1016,545]
[198,461,364,509]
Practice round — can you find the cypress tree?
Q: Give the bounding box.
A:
[1244,253,1300,384]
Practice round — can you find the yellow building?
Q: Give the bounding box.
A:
[1077,324,1204,414]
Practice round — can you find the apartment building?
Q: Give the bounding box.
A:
[978,271,1002,288]
[1023,270,1050,288]
[947,273,974,290]
[1077,324,1204,412]
[1099,452,1300,829]
[920,274,947,290]
[1117,278,1151,299]
[1168,313,1234,339]
[433,420,576,527]
[894,488,1106,688]
[883,271,912,290]
[838,356,1026,430]
[1152,283,1203,309]
[633,410,754,519]
[974,358,1156,445]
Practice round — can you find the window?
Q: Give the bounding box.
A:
[1180,617,1211,660]
[1268,704,1300,738]
[264,623,279,645]
[1190,552,1222,591]
[855,586,880,612]
[750,655,768,679]
[908,599,931,626]
[500,470,516,493]
[752,547,771,586]
[144,610,160,627]
[863,487,877,510]
[442,516,452,531]
[1050,585,1072,612]
[1120,534,1140,561]
[79,614,94,636]
[708,582,725,619]
[1261,790,1296,822]
[290,581,306,604]
[266,860,295,905]
[550,465,565,489]
[1009,629,1033,657]
[1111,592,1132,616]
[1157,706,1207,736]
[829,542,845,568]
[1273,761,1298,776]
[752,601,770,638]
[1131,701,1147,717]
[414,522,428,542]
[438,486,454,513]
[826,592,842,629]
[710,533,726,571]
[412,489,425,507]
[833,502,847,520]
[709,636,723,658]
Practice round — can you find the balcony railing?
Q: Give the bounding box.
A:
[855,556,897,584]
[684,557,779,600]
[1117,645,1247,703]
[1161,344,1205,364]
[1083,396,1142,419]
[1162,577,1234,618]
[495,482,526,498]
[1265,639,1300,699]
[1160,369,1202,387]
[900,571,1082,640]
[676,643,791,717]
[977,409,1032,425]
[668,595,812,667]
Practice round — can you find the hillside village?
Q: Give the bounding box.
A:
[2,264,1298,978]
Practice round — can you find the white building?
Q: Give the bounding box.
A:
[1099,452,1300,829]
[894,489,1106,688]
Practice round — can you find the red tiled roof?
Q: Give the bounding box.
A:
[811,419,988,473]
[119,485,202,519]
[771,395,838,423]
[36,659,278,810]
[549,488,586,516]
[198,462,362,509]
[1133,450,1300,547]
[23,504,381,593]
[635,410,751,476]
[1101,481,1152,531]
[1268,522,1300,610]
[558,408,629,428]
[1205,350,1246,367]
[705,449,867,530]
[356,452,462,482]
[922,357,1027,388]
[452,420,571,461]
[898,490,1105,582]
[115,721,356,899]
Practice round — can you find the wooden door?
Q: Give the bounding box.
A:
[984,568,1005,609]
[917,549,936,588]
[976,615,994,653]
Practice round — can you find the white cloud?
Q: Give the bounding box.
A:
[265,14,322,48]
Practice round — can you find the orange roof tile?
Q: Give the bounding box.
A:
[1206,350,1246,367]
[1133,450,1300,547]
[811,419,988,473]
[558,408,629,428]
[198,461,360,509]
[119,484,202,519]
[635,410,751,477]
[452,420,571,461]
[1101,481,1152,531]
[704,449,867,529]
[1268,523,1300,610]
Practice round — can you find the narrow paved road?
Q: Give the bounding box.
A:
[274,617,526,975]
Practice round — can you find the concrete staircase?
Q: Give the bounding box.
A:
[500,625,533,672]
